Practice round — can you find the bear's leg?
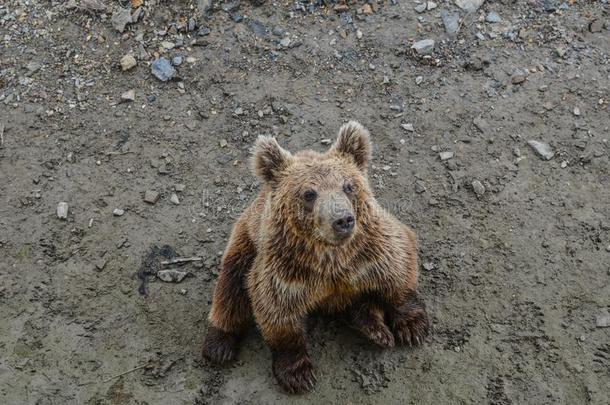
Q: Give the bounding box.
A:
[259,318,316,394]
[202,224,256,364]
[387,291,430,346]
[347,297,395,348]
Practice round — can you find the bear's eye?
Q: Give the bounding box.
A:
[343,182,354,194]
[303,190,317,202]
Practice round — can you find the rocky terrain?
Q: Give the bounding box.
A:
[0,0,609,403]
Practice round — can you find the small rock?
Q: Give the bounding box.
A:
[95,259,107,271]
[454,0,485,13]
[279,37,291,47]
[120,54,137,71]
[144,190,160,204]
[111,8,132,33]
[441,10,460,36]
[151,58,176,81]
[528,140,554,160]
[439,151,454,161]
[596,310,610,328]
[272,27,285,37]
[157,269,189,283]
[411,39,435,55]
[356,30,363,39]
[172,56,183,66]
[196,0,212,15]
[561,160,568,168]
[414,3,427,13]
[589,19,604,33]
[113,208,125,216]
[121,89,135,102]
[320,139,333,145]
[161,41,175,50]
[57,202,69,219]
[427,2,437,10]
[472,180,485,197]
[511,71,527,84]
[170,193,180,205]
[473,117,490,133]
[415,76,424,85]
[423,262,435,271]
[219,139,228,148]
[415,181,427,194]
[486,11,501,23]
[573,107,581,116]
[175,184,186,192]
[401,123,415,132]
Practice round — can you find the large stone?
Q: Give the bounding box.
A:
[411,39,435,55]
[454,0,485,13]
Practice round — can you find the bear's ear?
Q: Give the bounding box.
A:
[252,135,292,183]
[330,121,371,171]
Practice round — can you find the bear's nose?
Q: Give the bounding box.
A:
[332,214,355,233]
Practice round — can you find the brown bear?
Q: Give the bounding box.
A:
[202,121,430,393]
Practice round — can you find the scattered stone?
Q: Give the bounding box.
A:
[589,19,604,33]
[144,190,160,204]
[113,208,125,216]
[272,27,285,37]
[486,11,501,23]
[511,71,527,84]
[423,262,435,271]
[170,193,180,205]
[573,107,581,116]
[414,3,427,13]
[219,139,228,148]
[120,54,137,71]
[356,30,363,39]
[157,269,189,283]
[401,123,415,132]
[561,160,568,168]
[320,139,333,145]
[473,117,491,133]
[361,3,373,14]
[121,89,135,102]
[415,76,424,85]
[196,0,213,15]
[596,310,610,328]
[111,8,132,33]
[411,39,435,55]
[95,259,107,271]
[528,140,554,160]
[57,202,69,219]
[472,180,485,197]
[415,181,427,194]
[279,37,291,47]
[234,107,244,115]
[427,2,437,10]
[441,11,460,36]
[455,0,485,13]
[172,56,183,66]
[175,184,186,192]
[439,151,454,161]
[151,58,176,81]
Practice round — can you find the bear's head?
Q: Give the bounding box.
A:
[252,121,373,246]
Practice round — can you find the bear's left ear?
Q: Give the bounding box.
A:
[329,121,371,171]
[252,135,292,184]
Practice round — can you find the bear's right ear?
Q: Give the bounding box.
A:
[330,121,371,171]
[252,136,292,183]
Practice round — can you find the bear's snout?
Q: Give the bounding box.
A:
[332,212,355,235]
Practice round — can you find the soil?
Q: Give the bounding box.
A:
[1,0,609,404]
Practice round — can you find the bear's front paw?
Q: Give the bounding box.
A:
[272,353,317,394]
[391,307,430,347]
[359,321,395,348]
[202,326,239,364]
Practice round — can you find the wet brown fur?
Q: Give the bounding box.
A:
[202,121,430,393]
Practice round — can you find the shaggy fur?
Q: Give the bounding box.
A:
[202,121,430,393]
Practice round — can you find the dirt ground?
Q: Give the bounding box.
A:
[1,0,609,404]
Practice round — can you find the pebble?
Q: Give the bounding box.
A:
[528,140,554,160]
[573,107,581,116]
[157,269,189,283]
[411,39,435,55]
[589,19,604,33]
[320,139,333,145]
[175,184,186,192]
[439,151,454,161]
[57,202,68,219]
[120,54,137,71]
[170,193,180,205]
[356,30,363,39]
[113,208,125,216]
[441,10,460,36]
[427,2,437,10]
[473,117,490,133]
[144,190,160,204]
[415,181,427,194]
[401,123,415,132]
[219,139,228,148]
[172,56,183,66]
[414,3,427,13]
[272,27,285,37]
[454,0,485,13]
[121,89,135,102]
[279,38,291,47]
[561,160,568,168]
[596,310,610,328]
[511,71,527,84]
[415,76,424,85]
[486,11,501,23]
[472,180,485,197]
[111,8,132,33]
[423,262,435,271]
[151,57,176,81]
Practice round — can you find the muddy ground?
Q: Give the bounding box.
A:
[1,0,609,404]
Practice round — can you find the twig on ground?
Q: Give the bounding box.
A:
[161,257,203,265]
[78,362,151,386]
